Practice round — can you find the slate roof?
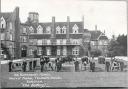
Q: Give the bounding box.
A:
[98,35,108,40]
[0,12,13,21]
[89,30,102,41]
[25,21,83,33]
[89,30,108,41]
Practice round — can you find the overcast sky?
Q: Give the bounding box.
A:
[1,0,127,39]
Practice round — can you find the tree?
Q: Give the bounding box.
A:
[117,34,127,56]
[107,34,127,57]
[90,49,102,57]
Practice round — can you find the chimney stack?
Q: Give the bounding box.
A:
[67,16,70,39]
[82,15,84,31]
[95,25,97,31]
[51,16,55,38]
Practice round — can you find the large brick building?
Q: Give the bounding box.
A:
[0,7,109,59]
[20,12,86,58]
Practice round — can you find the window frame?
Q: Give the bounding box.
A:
[37,25,43,34]
[72,24,79,34]
[56,26,61,34]
[46,26,51,34]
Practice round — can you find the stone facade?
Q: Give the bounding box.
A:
[20,12,87,58]
[0,7,20,59]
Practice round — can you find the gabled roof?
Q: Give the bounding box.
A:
[98,33,108,40]
[90,30,108,41]
[0,12,13,21]
[89,30,102,41]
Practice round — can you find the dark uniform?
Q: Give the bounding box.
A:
[8,60,13,72]
[105,61,110,72]
[40,57,45,72]
[33,60,37,70]
[74,60,79,72]
[120,61,124,72]
[22,61,27,72]
[90,61,95,72]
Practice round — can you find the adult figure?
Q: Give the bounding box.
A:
[40,56,45,72]
[92,61,95,72]
[74,57,79,72]
[56,58,60,72]
[105,61,110,72]
[90,57,95,72]
[120,61,124,72]
[55,57,59,71]
[22,59,27,72]
[33,60,37,70]
[83,61,87,71]
[8,60,13,72]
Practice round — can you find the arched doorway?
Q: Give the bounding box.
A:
[21,45,27,57]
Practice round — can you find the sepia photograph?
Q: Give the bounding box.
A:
[0,0,127,88]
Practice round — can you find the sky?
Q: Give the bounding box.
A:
[1,0,127,39]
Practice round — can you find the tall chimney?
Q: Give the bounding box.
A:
[95,25,97,31]
[51,16,55,38]
[82,16,84,32]
[67,16,70,39]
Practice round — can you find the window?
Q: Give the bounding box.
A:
[29,49,34,55]
[72,39,79,45]
[56,26,61,34]
[10,34,13,41]
[29,39,37,45]
[61,26,66,34]
[91,41,95,45]
[47,39,51,45]
[23,27,27,34]
[57,49,60,55]
[46,26,51,34]
[23,36,27,42]
[0,16,6,29]
[63,46,67,56]
[6,32,10,40]
[46,47,51,55]
[37,25,43,34]
[72,46,79,55]
[56,39,61,45]
[9,22,12,29]
[37,40,42,45]
[9,45,13,54]
[20,36,27,42]
[1,33,5,40]
[29,26,34,34]
[99,41,102,45]
[62,39,66,45]
[104,41,108,45]
[72,24,79,34]
[29,39,34,45]
[38,47,42,55]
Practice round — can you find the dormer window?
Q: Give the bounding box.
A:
[61,26,66,34]
[0,16,6,29]
[46,26,51,34]
[37,25,43,34]
[29,26,34,34]
[56,26,61,34]
[72,24,79,34]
